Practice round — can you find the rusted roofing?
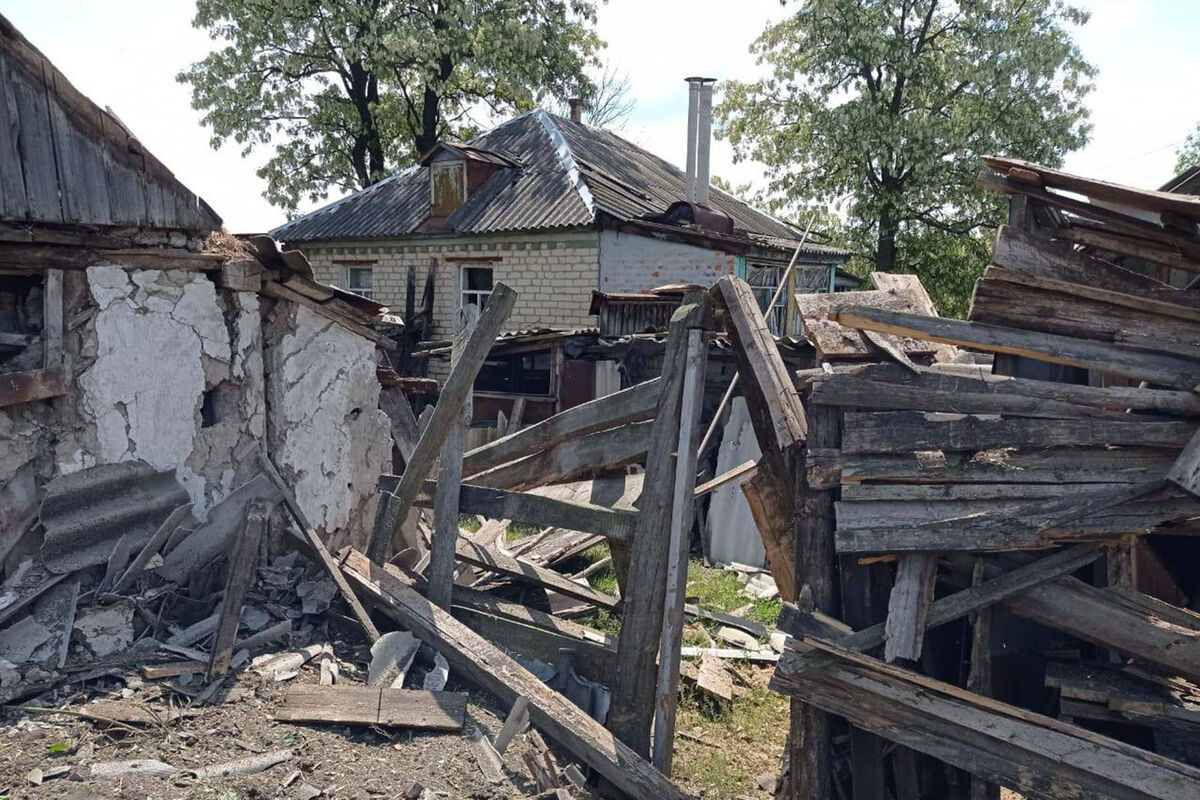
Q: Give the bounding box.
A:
[272,110,824,250]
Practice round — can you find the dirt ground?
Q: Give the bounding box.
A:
[0,661,547,800]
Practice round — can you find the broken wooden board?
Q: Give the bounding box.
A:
[833,306,1200,390]
[772,637,1200,800]
[841,411,1194,454]
[413,481,637,542]
[694,653,734,702]
[467,421,652,492]
[795,276,948,360]
[275,684,466,730]
[339,549,692,800]
[1167,428,1200,498]
[453,538,619,611]
[462,378,660,478]
[1045,662,1200,727]
[809,446,1176,490]
[883,553,937,662]
[367,283,517,562]
[208,501,269,679]
[809,362,1200,419]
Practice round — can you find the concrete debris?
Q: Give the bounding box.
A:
[73,601,135,657]
[422,652,449,692]
[297,578,337,615]
[0,658,19,687]
[0,615,51,663]
[240,605,272,632]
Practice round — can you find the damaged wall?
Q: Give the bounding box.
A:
[58,265,265,517]
[265,302,390,551]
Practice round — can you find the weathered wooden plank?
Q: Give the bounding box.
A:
[208,501,269,679]
[834,496,1199,553]
[365,284,516,561]
[841,411,1194,454]
[773,637,1200,800]
[1053,222,1199,275]
[654,324,709,773]
[275,684,466,730]
[378,386,420,464]
[467,420,651,492]
[711,276,807,447]
[694,460,757,498]
[991,225,1200,320]
[339,550,692,800]
[462,378,660,477]
[413,481,637,541]
[810,362,1200,418]
[430,306,475,610]
[258,453,380,642]
[833,306,1200,390]
[451,606,616,686]
[883,553,937,663]
[0,52,28,219]
[0,366,69,409]
[1167,428,1200,498]
[741,462,796,603]
[610,302,698,758]
[810,447,1174,489]
[454,538,619,611]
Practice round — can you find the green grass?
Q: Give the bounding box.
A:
[686,559,781,627]
[504,522,542,542]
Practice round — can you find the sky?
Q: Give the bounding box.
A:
[3,0,1198,233]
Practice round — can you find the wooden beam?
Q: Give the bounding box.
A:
[258,453,380,642]
[772,638,1200,800]
[1167,428,1200,498]
[693,460,757,498]
[833,306,1200,390]
[883,553,937,663]
[260,280,396,351]
[710,276,807,448]
[453,538,619,612]
[414,481,637,541]
[430,306,476,610]
[466,421,651,491]
[610,301,700,758]
[654,322,709,773]
[0,365,69,409]
[207,501,269,679]
[809,362,1200,418]
[339,550,692,800]
[367,283,516,561]
[378,386,420,464]
[462,378,660,477]
[451,607,616,686]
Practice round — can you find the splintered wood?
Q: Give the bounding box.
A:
[775,158,1200,799]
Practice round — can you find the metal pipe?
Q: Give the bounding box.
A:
[695,82,713,206]
[685,80,700,204]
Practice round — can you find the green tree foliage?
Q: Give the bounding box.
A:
[718,0,1095,316]
[180,0,601,212]
[1177,124,1200,174]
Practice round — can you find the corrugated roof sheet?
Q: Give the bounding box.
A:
[272,110,825,251]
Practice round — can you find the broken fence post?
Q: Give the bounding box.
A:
[366,283,517,562]
[208,500,272,679]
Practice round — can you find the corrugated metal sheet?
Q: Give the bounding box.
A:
[40,461,190,575]
[272,110,834,254]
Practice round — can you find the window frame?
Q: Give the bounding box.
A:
[344,266,374,300]
[459,264,494,310]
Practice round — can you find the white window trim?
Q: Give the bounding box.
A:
[345,266,374,300]
[459,264,493,309]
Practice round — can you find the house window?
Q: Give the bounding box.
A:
[345,267,374,299]
[431,159,467,217]
[746,263,783,334]
[461,265,493,309]
[476,349,552,395]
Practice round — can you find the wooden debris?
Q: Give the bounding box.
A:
[494,696,531,755]
[208,500,269,679]
[470,724,508,784]
[276,684,466,730]
[339,549,692,799]
[366,283,517,561]
[453,537,618,611]
[694,653,734,703]
[883,553,938,662]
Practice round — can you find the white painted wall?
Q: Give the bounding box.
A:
[598,229,739,293]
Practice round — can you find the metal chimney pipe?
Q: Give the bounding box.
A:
[685,80,700,204]
[568,97,583,124]
[695,80,714,207]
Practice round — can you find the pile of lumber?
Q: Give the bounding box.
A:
[773,157,1200,799]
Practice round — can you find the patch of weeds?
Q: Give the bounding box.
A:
[587,565,618,596]
[577,609,621,637]
[681,625,711,648]
[44,742,72,757]
[686,559,752,613]
[459,515,482,533]
[504,522,541,542]
[748,598,781,627]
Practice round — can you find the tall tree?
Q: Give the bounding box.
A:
[718,0,1095,316]
[1178,123,1200,173]
[180,0,601,212]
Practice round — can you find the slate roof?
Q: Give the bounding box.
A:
[272,109,835,253]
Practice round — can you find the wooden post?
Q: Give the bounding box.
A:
[884,553,938,662]
[609,301,704,757]
[365,283,516,562]
[208,500,271,679]
[428,305,477,610]
[967,558,1000,800]
[786,404,838,799]
[653,316,710,773]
